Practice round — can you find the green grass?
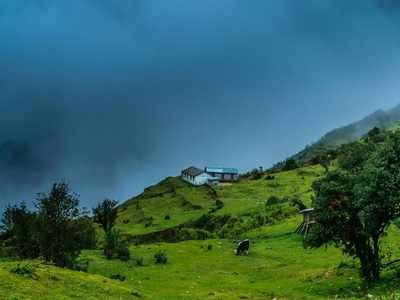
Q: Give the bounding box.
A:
[80,218,400,299]
[215,165,324,216]
[115,165,325,239]
[0,260,135,299]
[116,177,216,236]
[2,164,400,299]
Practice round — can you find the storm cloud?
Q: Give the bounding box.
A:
[1,0,400,208]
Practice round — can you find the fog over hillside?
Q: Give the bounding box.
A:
[1,0,400,209]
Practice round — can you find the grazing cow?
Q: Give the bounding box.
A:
[236,239,250,255]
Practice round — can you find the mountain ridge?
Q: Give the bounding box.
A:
[293,104,400,162]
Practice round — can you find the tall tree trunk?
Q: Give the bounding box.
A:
[372,236,381,282]
[355,237,379,283]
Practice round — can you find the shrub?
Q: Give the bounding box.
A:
[290,197,307,211]
[154,250,168,264]
[72,258,89,272]
[266,195,280,206]
[10,264,37,279]
[116,245,130,261]
[264,175,275,180]
[144,216,154,228]
[215,199,224,210]
[251,170,262,180]
[110,274,126,281]
[135,257,144,266]
[104,229,121,259]
[207,244,213,251]
[282,158,299,171]
[164,214,171,220]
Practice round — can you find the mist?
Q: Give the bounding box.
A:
[1,0,400,209]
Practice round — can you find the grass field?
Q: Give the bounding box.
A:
[1,164,400,299]
[0,260,134,299]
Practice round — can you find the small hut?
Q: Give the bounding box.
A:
[295,208,315,236]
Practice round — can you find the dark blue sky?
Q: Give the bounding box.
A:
[1,0,400,208]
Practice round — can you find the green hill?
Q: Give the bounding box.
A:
[114,165,324,243]
[294,104,400,162]
[3,109,400,299]
[0,260,135,299]
[1,163,400,299]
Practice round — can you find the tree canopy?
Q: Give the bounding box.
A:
[307,130,400,282]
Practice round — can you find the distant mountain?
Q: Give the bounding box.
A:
[293,104,400,162]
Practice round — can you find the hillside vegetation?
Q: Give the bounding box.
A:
[293,104,400,163]
[114,165,324,243]
[3,118,400,299]
[0,260,135,299]
[2,161,400,299]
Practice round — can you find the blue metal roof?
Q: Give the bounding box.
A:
[205,167,239,174]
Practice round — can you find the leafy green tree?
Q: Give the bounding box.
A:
[366,127,385,144]
[307,131,400,282]
[337,141,376,174]
[282,158,299,171]
[93,199,118,233]
[36,182,83,267]
[311,151,331,173]
[1,203,39,258]
[75,215,97,250]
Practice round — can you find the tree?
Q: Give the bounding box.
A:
[282,158,299,171]
[337,141,376,174]
[307,131,400,282]
[75,215,97,250]
[1,203,39,258]
[36,182,83,267]
[366,127,385,144]
[311,151,331,173]
[93,199,118,233]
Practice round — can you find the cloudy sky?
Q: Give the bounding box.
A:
[1,0,400,209]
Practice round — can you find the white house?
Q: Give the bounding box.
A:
[181,166,218,186]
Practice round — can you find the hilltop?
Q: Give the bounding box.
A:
[114,165,323,244]
[293,104,400,163]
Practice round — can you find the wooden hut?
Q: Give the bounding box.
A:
[295,208,315,237]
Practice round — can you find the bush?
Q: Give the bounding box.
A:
[251,171,262,180]
[116,245,130,261]
[264,175,275,180]
[154,250,168,264]
[144,216,154,228]
[282,158,299,171]
[110,274,126,281]
[104,229,121,259]
[164,214,170,220]
[72,258,89,272]
[10,264,38,279]
[207,244,213,251]
[135,256,144,266]
[290,197,307,211]
[266,195,280,206]
[215,199,224,210]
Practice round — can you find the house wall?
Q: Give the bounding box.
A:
[181,172,211,186]
[206,172,238,182]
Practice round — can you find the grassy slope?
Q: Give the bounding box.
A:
[2,164,400,299]
[81,219,400,300]
[115,165,324,238]
[0,260,135,299]
[116,177,216,236]
[215,165,322,216]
